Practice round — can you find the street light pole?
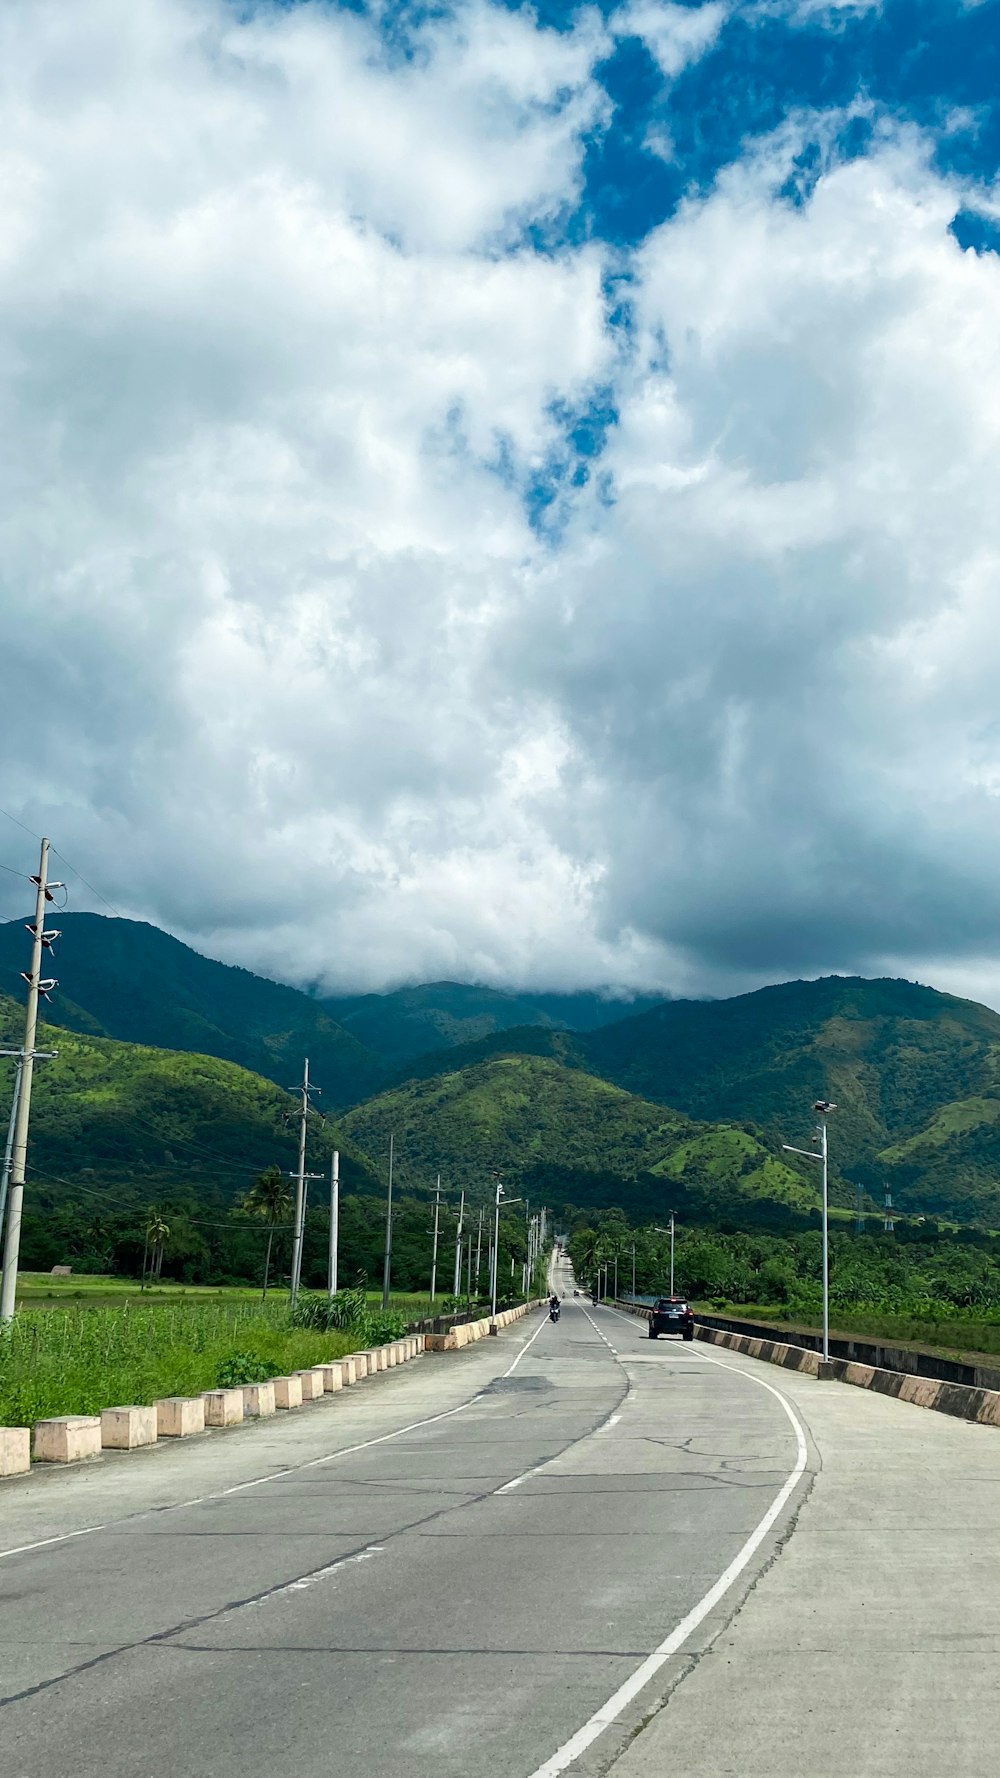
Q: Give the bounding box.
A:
[783,1100,836,1362]
[327,1149,339,1299]
[670,1212,675,1296]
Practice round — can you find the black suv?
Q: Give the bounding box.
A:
[648,1297,695,1340]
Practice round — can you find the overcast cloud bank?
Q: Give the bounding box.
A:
[1,0,998,1005]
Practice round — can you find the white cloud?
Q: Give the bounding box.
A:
[617,1,729,77]
[3,4,1000,1008]
[516,118,1000,991]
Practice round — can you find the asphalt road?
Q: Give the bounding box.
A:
[0,1268,806,1778]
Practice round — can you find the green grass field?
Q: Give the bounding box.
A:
[0,1297,365,1427]
[0,1279,466,1428]
[14,1273,441,1317]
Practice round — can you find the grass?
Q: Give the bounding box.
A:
[0,1298,361,1427]
[14,1273,440,1318]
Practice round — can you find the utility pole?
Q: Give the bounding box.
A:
[631,1241,636,1298]
[783,1100,836,1363]
[884,1184,894,1234]
[430,1174,443,1304]
[475,1206,483,1294]
[452,1188,465,1297]
[670,1212,675,1296]
[381,1133,394,1309]
[613,1250,619,1301]
[1,840,64,1324]
[490,1175,521,1322]
[288,1058,321,1306]
[327,1149,340,1299]
[0,1054,24,1241]
[465,1228,472,1302]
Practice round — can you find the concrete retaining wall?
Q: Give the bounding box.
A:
[694,1309,1000,1393]
[611,1299,1000,1429]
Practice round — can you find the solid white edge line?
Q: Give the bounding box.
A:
[501,1306,549,1377]
[524,1305,810,1778]
[0,1310,550,1563]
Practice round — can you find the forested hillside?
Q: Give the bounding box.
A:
[0,993,378,1201]
[339,1054,814,1212]
[0,914,383,1107]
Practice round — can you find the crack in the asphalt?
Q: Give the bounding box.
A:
[0,1350,630,1714]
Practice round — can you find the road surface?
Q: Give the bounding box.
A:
[1,1268,997,1776]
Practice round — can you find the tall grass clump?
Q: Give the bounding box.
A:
[292,1282,408,1347]
[0,1297,357,1426]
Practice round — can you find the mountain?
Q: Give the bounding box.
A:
[581,975,1000,1223]
[0,992,379,1202]
[338,1053,814,1216]
[0,913,383,1109]
[321,981,663,1070]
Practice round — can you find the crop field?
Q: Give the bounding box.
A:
[1,1297,358,1427]
[15,1272,441,1317]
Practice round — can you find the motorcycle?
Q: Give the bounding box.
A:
[549,1303,560,1323]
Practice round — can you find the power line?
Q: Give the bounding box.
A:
[49,846,122,918]
[0,806,40,841]
[0,808,122,916]
[23,1162,277,1234]
[0,861,33,883]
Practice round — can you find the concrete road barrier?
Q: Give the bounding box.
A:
[296,1370,324,1402]
[34,1416,102,1463]
[319,1364,343,1392]
[156,1397,206,1438]
[0,1427,31,1475]
[273,1375,303,1410]
[101,1405,157,1450]
[202,1389,244,1428]
[340,1356,357,1386]
[242,1382,276,1418]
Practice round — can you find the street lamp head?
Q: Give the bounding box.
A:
[813,1100,837,1114]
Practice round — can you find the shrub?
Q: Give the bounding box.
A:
[216,1351,280,1387]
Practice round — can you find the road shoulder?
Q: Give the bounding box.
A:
[603,1346,1000,1778]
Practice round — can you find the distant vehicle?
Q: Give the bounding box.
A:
[648,1297,694,1341]
[573,1288,579,1296]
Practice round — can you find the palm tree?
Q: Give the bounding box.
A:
[143,1208,170,1288]
[243,1167,292,1299]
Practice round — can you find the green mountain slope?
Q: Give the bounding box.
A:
[582,976,1000,1223]
[338,1054,814,1213]
[0,993,378,1202]
[322,981,662,1069]
[0,914,383,1108]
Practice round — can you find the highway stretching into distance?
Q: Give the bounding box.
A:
[1,1256,998,1777]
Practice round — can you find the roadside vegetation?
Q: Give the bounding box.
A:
[567,1207,1000,1363]
[0,1287,419,1427]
